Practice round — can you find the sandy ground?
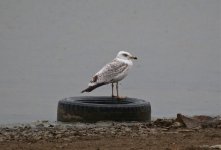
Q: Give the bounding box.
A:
[1,129,221,150]
[0,118,220,150]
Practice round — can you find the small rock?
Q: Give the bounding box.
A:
[36,123,44,128]
[210,145,221,149]
[24,125,31,129]
[47,124,54,128]
[63,138,71,142]
[56,145,64,149]
[131,133,138,137]
[4,127,10,131]
[199,145,210,148]
[161,128,169,131]
[176,114,200,128]
[149,128,157,134]
[178,129,194,133]
[154,119,174,127]
[172,122,183,128]
[125,127,131,132]
[176,113,221,129]
[110,131,116,135]
[55,134,62,139]
[33,136,42,140]
[73,131,81,136]
[0,137,4,142]
[60,129,67,133]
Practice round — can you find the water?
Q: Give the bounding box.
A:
[0,0,220,123]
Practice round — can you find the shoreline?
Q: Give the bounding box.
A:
[0,115,221,149]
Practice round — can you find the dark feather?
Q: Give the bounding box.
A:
[92,75,98,82]
[81,82,106,93]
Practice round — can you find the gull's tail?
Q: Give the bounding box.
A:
[81,82,106,93]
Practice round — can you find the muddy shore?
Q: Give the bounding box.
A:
[0,116,221,150]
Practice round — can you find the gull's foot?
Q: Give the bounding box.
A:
[116,96,127,100]
[111,95,117,99]
[111,96,126,100]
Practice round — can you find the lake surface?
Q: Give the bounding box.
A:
[0,0,220,123]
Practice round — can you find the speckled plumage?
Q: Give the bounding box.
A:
[91,58,130,84]
[81,51,137,94]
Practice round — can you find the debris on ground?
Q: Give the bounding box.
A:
[0,114,220,150]
[176,113,221,129]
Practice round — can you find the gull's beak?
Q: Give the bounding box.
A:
[130,56,137,60]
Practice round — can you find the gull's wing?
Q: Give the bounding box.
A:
[81,59,128,93]
[96,59,128,83]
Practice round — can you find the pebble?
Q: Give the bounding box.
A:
[210,145,221,149]
[172,122,183,128]
[55,134,62,139]
[178,129,194,133]
[33,136,42,140]
[0,137,4,142]
[124,127,131,132]
[63,138,71,141]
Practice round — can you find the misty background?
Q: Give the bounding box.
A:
[0,0,220,123]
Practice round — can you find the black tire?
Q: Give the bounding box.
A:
[57,96,151,122]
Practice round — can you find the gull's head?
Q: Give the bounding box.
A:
[116,51,137,60]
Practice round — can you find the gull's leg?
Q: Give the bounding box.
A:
[116,82,126,100]
[111,83,114,97]
[116,82,119,98]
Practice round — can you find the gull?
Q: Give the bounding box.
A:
[81,51,137,98]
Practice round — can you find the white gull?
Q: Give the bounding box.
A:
[81,51,137,98]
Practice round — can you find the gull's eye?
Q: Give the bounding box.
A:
[123,53,128,57]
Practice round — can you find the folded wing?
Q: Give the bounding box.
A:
[81,59,128,93]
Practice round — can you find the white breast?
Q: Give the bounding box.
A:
[111,58,133,82]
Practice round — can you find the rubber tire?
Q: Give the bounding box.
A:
[57,96,151,122]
